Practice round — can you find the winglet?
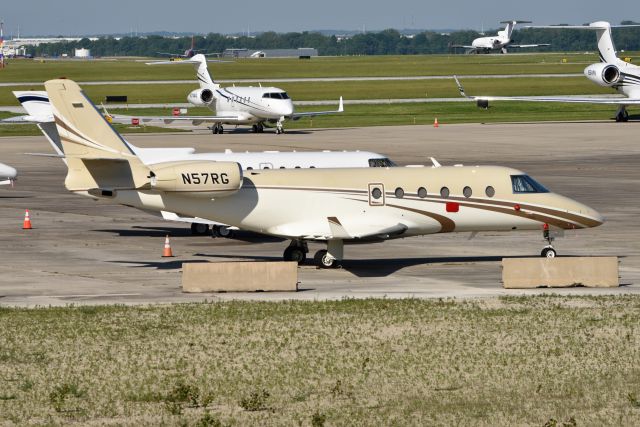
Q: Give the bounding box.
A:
[430,157,442,168]
[338,96,344,112]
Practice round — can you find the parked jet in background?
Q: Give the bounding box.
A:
[141,54,343,134]
[455,21,640,121]
[0,162,17,185]
[156,36,219,59]
[45,78,603,266]
[453,20,549,54]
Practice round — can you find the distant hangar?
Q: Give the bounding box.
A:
[223,47,318,58]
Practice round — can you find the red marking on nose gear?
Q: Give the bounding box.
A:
[446,202,459,212]
[514,204,521,211]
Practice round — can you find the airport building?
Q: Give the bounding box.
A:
[223,47,318,58]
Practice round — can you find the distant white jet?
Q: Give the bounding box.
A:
[454,20,549,54]
[455,21,640,122]
[131,54,343,134]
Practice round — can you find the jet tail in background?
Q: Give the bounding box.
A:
[146,54,222,90]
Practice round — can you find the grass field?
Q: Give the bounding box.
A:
[0,296,639,425]
[0,101,624,138]
[0,53,617,83]
[0,76,614,106]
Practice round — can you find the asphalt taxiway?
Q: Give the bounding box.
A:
[0,121,638,306]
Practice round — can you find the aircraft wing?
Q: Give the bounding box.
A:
[454,75,640,105]
[289,97,344,120]
[450,45,475,49]
[508,43,551,48]
[106,113,240,126]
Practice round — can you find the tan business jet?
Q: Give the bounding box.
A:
[45,79,603,268]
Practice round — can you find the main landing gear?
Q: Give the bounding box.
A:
[540,224,557,258]
[615,106,629,122]
[252,123,265,133]
[190,223,210,235]
[211,123,224,134]
[283,240,343,268]
[283,240,308,263]
[210,225,234,238]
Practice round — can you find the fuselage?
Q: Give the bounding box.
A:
[472,36,508,51]
[106,165,603,241]
[209,86,294,124]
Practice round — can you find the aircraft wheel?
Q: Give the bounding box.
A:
[314,249,337,268]
[541,247,557,258]
[190,222,209,235]
[219,125,224,134]
[284,246,306,264]
[252,124,258,133]
[212,127,218,134]
[212,225,234,238]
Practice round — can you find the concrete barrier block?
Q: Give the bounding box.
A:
[502,257,619,289]
[182,261,298,293]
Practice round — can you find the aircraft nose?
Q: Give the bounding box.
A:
[282,101,294,116]
[575,201,604,228]
[1,165,17,179]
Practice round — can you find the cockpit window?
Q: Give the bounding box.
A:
[368,158,397,167]
[262,92,288,99]
[511,175,549,193]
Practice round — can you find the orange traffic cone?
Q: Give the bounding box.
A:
[22,209,33,229]
[433,117,439,128]
[162,235,174,257]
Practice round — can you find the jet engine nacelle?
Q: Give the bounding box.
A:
[187,88,215,106]
[149,160,242,197]
[584,63,622,87]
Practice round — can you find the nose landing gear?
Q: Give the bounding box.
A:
[541,224,557,258]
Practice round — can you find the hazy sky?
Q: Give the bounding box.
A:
[1,1,638,36]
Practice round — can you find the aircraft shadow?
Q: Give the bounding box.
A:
[0,195,33,199]
[95,226,193,237]
[110,259,210,270]
[192,253,515,277]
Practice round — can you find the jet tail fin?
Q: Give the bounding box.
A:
[45,79,150,192]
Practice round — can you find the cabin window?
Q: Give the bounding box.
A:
[395,187,404,198]
[295,166,301,169]
[247,167,253,170]
[485,186,495,197]
[417,187,427,198]
[511,175,549,193]
[263,166,270,169]
[440,187,450,198]
[310,166,316,168]
[463,186,472,198]
[371,187,382,199]
[368,158,397,167]
[279,166,286,169]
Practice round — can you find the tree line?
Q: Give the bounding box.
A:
[28,24,640,57]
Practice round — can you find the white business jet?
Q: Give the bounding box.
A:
[454,20,549,54]
[128,54,343,134]
[45,78,603,267]
[455,21,640,122]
